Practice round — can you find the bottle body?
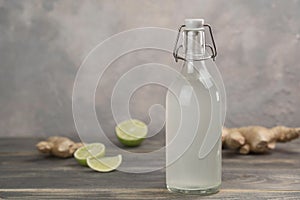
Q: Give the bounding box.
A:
[166,60,222,194]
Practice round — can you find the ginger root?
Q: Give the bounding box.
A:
[222,126,300,154]
[36,136,83,158]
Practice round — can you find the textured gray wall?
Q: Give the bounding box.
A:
[0,0,300,137]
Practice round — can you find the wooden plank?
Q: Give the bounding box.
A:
[0,189,300,200]
[0,167,299,190]
[0,138,299,199]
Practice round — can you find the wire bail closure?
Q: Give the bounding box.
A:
[173,24,217,62]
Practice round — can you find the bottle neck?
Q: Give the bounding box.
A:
[181,29,206,79]
[183,29,206,61]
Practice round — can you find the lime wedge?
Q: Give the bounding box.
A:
[87,155,122,172]
[115,119,148,147]
[74,143,105,166]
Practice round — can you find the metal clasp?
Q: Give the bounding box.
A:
[173,24,217,62]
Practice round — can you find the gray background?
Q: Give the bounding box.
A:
[0,0,299,137]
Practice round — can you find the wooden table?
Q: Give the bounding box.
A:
[0,137,299,199]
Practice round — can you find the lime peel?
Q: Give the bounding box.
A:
[87,154,122,172]
[115,119,148,147]
[74,143,105,166]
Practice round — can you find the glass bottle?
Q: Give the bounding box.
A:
[166,19,225,195]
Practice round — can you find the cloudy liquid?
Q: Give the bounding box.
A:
[166,76,222,194]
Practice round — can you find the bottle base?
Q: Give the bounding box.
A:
[167,184,220,195]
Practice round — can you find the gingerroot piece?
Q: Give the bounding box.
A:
[222,126,300,154]
[36,136,83,158]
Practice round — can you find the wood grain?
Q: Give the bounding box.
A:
[0,138,299,199]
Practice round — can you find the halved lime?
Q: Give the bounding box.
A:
[74,143,105,166]
[115,119,148,147]
[87,154,122,172]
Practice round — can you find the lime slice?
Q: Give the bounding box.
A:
[115,119,148,147]
[87,155,122,172]
[74,143,105,166]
